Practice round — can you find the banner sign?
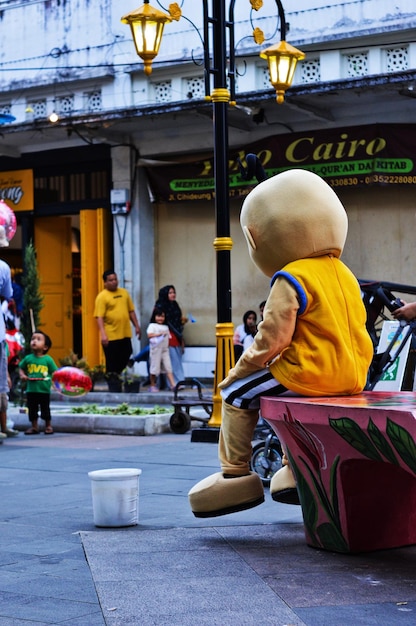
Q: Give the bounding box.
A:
[0,169,34,211]
[373,321,411,392]
[145,124,416,202]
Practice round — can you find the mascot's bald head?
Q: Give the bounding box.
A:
[240,169,348,277]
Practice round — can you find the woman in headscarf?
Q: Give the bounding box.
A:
[155,285,187,384]
[233,310,258,361]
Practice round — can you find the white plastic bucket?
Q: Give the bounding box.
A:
[88,468,142,527]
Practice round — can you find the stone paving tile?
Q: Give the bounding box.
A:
[95,578,307,626]
[214,525,416,623]
[81,527,307,625]
[264,566,416,607]
[0,568,99,603]
[54,614,106,626]
[295,601,416,626]
[81,527,228,556]
[0,531,84,558]
[0,615,53,626]
[0,590,103,624]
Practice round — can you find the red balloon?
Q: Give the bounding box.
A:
[52,366,92,397]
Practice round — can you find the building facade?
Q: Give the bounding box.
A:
[0,0,415,364]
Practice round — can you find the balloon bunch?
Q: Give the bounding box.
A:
[52,366,93,397]
[0,199,17,245]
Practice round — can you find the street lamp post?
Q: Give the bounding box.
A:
[122,0,304,425]
[210,0,234,427]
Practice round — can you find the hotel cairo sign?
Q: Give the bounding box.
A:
[145,124,416,202]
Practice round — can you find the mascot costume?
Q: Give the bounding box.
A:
[189,168,373,518]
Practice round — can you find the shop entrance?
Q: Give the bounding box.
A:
[0,144,113,366]
[33,208,111,367]
[35,217,73,363]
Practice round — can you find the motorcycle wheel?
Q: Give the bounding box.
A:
[250,440,283,486]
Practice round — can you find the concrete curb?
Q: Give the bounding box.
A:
[49,390,176,405]
[8,387,213,436]
[9,388,176,436]
[9,408,173,436]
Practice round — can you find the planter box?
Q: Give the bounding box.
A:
[11,407,172,436]
[92,377,109,392]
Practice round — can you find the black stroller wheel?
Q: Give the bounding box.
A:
[170,411,191,434]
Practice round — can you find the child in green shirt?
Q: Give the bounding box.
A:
[19,331,58,435]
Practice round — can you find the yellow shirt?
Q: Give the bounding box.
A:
[228,255,373,396]
[94,287,135,341]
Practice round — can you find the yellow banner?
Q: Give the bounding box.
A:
[0,169,33,211]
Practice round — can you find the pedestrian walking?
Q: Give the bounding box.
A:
[94,269,141,392]
[155,285,187,384]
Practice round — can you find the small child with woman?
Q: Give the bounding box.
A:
[19,330,58,434]
[146,307,176,392]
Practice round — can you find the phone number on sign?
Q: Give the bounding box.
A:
[329,175,416,187]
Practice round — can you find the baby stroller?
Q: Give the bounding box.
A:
[359,279,416,390]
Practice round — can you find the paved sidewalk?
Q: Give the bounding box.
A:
[0,429,415,625]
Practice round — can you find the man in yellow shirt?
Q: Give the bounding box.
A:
[94,270,141,392]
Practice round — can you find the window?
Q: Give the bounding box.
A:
[57,95,74,114]
[300,59,321,83]
[152,80,172,103]
[185,76,205,100]
[385,46,408,73]
[27,100,47,119]
[84,91,102,112]
[344,52,368,78]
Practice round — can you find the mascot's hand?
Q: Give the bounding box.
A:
[218,368,238,390]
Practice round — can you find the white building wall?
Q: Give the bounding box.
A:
[0,0,415,353]
[154,184,416,347]
[0,1,414,122]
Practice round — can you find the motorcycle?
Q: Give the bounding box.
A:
[250,418,283,487]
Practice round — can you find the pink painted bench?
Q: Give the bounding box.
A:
[261,392,416,554]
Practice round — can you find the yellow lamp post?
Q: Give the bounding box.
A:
[261,41,305,104]
[259,0,305,105]
[122,0,304,429]
[121,2,173,76]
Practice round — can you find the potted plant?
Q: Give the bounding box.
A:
[121,367,140,393]
[59,351,89,370]
[88,364,108,392]
[20,241,43,353]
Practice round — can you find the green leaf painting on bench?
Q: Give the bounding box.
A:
[386,418,416,473]
[281,406,416,552]
[289,450,348,552]
[329,416,416,474]
[283,407,349,552]
[329,418,383,461]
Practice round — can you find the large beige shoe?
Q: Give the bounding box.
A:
[189,471,264,518]
[270,465,300,505]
